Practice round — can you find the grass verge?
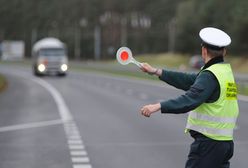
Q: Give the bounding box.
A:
[0,74,7,92]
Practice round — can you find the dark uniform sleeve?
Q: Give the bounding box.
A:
[160,71,219,114]
[159,69,197,91]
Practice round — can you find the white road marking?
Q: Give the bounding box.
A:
[66,130,81,136]
[235,141,248,145]
[65,127,79,133]
[68,135,82,140]
[69,145,85,150]
[68,140,83,145]
[31,77,93,168]
[238,95,248,102]
[65,122,77,127]
[31,78,73,122]
[71,151,88,156]
[65,125,77,130]
[72,157,90,163]
[73,164,92,168]
[0,119,63,133]
[64,123,77,128]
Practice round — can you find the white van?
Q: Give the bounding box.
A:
[32,38,68,76]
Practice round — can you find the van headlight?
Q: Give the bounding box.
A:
[61,64,68,72]
[38,64,46,72]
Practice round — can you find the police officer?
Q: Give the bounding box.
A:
[140,27,239,168]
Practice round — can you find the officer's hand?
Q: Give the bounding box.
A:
[140,63,157,74]
[140,103,161,117]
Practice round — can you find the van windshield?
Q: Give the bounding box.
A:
[39,48,65,56]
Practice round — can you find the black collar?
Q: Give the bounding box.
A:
[201,56,224,70]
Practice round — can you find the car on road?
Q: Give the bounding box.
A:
[189,55,204,69]
[32,37,68,76]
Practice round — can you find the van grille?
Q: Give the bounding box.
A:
[46,62,61,70]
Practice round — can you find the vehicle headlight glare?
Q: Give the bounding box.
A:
[61,64,68,72]
[38,64,46,72]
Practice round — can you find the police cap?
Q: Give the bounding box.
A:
[199,27,231,50]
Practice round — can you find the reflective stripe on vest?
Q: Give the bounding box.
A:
[186,123,234,137]
[188,111,237,124]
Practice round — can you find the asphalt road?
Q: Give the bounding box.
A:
[0,64,247,168]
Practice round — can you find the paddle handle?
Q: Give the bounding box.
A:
[131,59,142,68]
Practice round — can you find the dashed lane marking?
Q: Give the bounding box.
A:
[73,165,92,168]
[68,139,84,145]
[72,157,90,163]
[68,135,82,140]
[69,145,85,150]
[71,151,88,156]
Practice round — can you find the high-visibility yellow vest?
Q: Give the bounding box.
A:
[186,63,239,140]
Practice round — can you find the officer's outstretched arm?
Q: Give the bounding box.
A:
[140,63,162,76]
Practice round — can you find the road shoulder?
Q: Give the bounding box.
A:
[0,73,7,92]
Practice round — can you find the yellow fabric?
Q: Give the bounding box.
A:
[186,63,239,140]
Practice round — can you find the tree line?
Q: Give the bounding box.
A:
[0,0,247,59]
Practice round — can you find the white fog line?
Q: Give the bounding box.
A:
[238,95,248,102]
[235,141,248,145]
[0,119,63,133]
